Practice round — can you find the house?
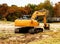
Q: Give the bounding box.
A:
[48,17,60,22]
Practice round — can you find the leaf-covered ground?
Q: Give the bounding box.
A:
[0,30,60,44]
[28,30,60,44]
[0,21,60,44]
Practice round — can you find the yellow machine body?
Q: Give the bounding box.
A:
[15,19,39,27]
[15,9,50,33]
[15,9,49,28]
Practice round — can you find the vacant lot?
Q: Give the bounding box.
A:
[0,21,60,44]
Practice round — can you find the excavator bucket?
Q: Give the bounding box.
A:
[44,24,50,30]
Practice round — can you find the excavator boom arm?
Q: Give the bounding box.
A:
[31,9,48,25]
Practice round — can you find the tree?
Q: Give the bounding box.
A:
[35,3,44,10]
[54,2,60,17]
[23,6,32,15]
[27,4,37,14]
[0,3,8,20]
[6,5,22,21]
[44,0,54,17]
[35,0,54,17]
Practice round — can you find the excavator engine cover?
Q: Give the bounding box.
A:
[15,19,39,27]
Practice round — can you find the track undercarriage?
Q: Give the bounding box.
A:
[15,25,50,34]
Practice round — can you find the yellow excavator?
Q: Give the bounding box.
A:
[15,9,50,34]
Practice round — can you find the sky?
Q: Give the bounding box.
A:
[0,0,60,6]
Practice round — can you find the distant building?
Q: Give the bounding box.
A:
[48,17,60,22]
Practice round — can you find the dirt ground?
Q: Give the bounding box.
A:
[0,30,60,44]
[0,21,60,44]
